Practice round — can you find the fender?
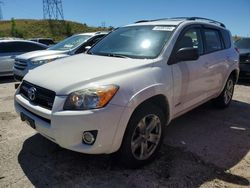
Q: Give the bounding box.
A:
[109,83,173,153]
[218,65,239,96]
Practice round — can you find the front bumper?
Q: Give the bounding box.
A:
[13,67,28,81]
[15,93,126,154]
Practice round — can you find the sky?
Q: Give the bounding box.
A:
[1,0,250,37]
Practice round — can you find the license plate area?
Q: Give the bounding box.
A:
[21,112,36,129]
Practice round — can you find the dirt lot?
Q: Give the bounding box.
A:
[0,77,250,188]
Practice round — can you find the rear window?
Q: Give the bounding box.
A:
[204,29,223,53]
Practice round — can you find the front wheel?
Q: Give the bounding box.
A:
[119,104,165,168]
[213,75,235,108]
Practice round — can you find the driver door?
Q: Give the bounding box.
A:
[172,27,209,116]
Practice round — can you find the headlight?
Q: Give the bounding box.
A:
[31,59,55,65]
[63,85,119,110]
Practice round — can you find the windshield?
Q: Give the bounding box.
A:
[235,38,250,49]
[88,25,175,59]
[48,35,92,51]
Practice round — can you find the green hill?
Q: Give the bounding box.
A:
[0,19,110,41]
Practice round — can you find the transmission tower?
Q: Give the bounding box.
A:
[0,1,3,20]
[43,0,64,20]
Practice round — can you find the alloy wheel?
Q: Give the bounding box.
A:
[131,114,162,160]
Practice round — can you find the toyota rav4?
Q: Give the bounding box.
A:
[15,17,239,167]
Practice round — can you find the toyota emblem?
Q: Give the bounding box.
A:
[28,87,37,101]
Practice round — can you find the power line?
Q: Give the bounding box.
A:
[43,0,64,20]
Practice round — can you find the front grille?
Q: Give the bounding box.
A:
[14,59,28,70]
[240,53,250,63]
[19,81,56,110]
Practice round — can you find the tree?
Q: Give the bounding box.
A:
[11,18,16,36]
[65,23,72,36]
[10,18,23,38]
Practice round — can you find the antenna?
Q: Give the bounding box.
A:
[0,1,3,20]
[43,0,64,20]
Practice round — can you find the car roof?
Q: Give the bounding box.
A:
[127,17,226,29]
[29,38,54,40]
[76,31,109,36]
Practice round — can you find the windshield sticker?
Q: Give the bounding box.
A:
[153,26,175,31]
[64,44,74,48]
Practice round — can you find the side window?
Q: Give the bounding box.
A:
[87,35,105,46]
[75,35,105,54]
[0,43,9,53]
[40,39,55,45]
[176,28,203,55]
[204,29,222,53]
[0,42,45,53]
[16,42,46,52]
[221,30,231,49]
[0,42,17,53]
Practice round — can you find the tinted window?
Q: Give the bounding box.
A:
[75,35,106,54]
[87,35,106,46]
[0,42,46,53]
[176,28,203,55]
[221,30,231,49]
[204,29,222,53]
[0,43,11,53]
[18,42,46,51]
[39,39,55,45]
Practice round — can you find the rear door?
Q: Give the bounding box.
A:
[201,27,228,97]
[171,26,208,115]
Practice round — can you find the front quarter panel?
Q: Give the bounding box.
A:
[107,63,173,153]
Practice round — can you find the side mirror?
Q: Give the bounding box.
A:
[169,47,199,65]
[85,46,91,51]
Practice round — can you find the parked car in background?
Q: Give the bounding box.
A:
[234,37,250,78]
[0,40,48,77]
[29,38,56,46]
[14,31,108,81]
[15,17,239,167]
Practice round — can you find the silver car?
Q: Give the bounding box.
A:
[13,32,108,81]
[0,40,47,77]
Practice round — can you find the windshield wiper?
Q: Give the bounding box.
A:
[105,53,131,59]
[87,52,131,58]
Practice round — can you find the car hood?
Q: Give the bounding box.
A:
[16,50,67,60]
[24,54,154,95]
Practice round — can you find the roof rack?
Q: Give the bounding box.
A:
[183,17,225,28]
[135,17,226,28]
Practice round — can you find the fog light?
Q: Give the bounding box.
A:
[82,131,97,145]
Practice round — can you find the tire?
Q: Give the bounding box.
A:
[119,103,166,168]
[213,75,235,108]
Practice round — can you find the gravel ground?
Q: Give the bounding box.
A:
[0,77,250,188]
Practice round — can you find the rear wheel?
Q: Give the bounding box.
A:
[119,104,165,168]
[213,75,235,108]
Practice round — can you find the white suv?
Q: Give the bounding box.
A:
[15,17,239,167]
